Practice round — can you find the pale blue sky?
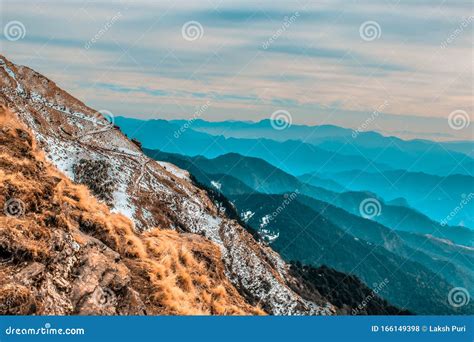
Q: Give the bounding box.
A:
[1,0,472,140]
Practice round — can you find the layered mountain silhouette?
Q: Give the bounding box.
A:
[170,118,474,177]
[144,149,473,247]
[308,169,474,228]
[115,117,392,175]
[117,116,473,231]
[143,149,474,315]
[232,193,472,315]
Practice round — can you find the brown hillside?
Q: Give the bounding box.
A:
[0,104,262,315]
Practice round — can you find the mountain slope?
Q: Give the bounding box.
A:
[0,106,261,315]
[168,156,474,293]
[0,55,336,315]
[288,263,411,315]
[144,152,415,315]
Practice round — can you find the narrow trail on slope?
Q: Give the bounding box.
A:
[72,126,114,140]
[28,92,151,196]
[2,68,172,198]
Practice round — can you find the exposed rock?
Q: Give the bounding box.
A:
[0,107,262,315]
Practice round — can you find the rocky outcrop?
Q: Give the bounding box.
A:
[0,106,261,315]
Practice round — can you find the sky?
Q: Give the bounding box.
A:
[0,0,473,140]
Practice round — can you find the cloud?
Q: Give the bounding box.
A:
[1,0,472,140]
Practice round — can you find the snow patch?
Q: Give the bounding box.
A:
[241,210,255,222]
[259,228,279,244]
[0,58,25,95]
[211,180,222,190]
[111,183,136,222]
[30,91,107,127]
[260,214,271,229]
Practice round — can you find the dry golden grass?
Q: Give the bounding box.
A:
[0,104,263,315]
